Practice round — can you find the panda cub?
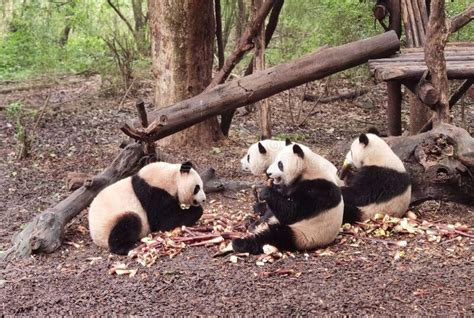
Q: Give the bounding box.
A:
[88,161,206,255]
[340,130,411,223]
[232,143,344,254]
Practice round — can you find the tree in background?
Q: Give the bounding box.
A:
[148,0,222,146]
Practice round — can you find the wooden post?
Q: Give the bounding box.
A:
[387,81,402,136]
[387,0,402,136]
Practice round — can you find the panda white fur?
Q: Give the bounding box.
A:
[232,143,344,254]
[340,131,411,223]
[241,139,291,175]
[241,139,342,229]
[88,161,206,255]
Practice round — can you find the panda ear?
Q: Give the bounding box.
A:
[367,127,380,136]
[180,161,193,173]
[293,144,304,159]
[259,135,268,141]
[285,138,292,146]
[359,134,369,147]
[258,142,267,154]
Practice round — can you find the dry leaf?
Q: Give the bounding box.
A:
[262,244,279,255]
[406,211,417,220]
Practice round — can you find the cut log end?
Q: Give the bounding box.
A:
[416,83,440,106]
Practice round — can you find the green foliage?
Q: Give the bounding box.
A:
[0,0,472,81]
[0,0,143,81]
[266,0,380,66]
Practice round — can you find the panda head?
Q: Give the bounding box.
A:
[241,139,291,175]
[177,161,206,207]
[266,143,307,186]
[341,131,405,174]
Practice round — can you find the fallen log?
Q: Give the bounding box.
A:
[330,124,473,206]
[1,143,146,259]
[386,124,474,205]
[130,31,400,140]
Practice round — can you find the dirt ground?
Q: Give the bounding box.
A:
[0,74,473,315]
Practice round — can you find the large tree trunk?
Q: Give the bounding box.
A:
[148,0,222,146]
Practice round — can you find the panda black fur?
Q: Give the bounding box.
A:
[241,139,342,231]
[340,130,411,223]
[88,161,206,255]
[232,143,344,254]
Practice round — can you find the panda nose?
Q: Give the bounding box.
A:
[266,171,272,178]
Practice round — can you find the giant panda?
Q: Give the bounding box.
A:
[240,139,291,227]
[88,161,206,255]
[241,139,291,175]
[339,130,411,223]
[232,143,344,254]
[241,139,342,229]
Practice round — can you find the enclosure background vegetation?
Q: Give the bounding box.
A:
[0,0,472,82]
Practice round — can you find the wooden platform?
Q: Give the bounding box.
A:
[368,45,474,82]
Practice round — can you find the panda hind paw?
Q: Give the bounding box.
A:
[232,238,263,255]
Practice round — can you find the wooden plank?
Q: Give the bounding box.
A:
[374,66,474,81]
[402,44,474,52]
[370,56,474,64]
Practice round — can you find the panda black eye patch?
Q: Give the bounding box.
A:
[278,161,284,171]
[194,184,200,195]
[247,154,250,162]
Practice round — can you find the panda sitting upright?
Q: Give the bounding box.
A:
[88,161,206,255]
[232,143,344,254]
[241,139,291,175]
[339,129,411,223]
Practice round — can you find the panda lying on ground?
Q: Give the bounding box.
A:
[232,143,344,254]
[88,161,206,255]
[339,129,411,223]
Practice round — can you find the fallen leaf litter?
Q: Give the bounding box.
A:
[109,209,472,275]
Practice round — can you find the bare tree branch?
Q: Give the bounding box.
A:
[107,0,136,36]
[207,0,275,88]
[449,4,474,34]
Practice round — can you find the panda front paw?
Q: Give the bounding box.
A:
[253,202,268,216]
[259,186,273,201]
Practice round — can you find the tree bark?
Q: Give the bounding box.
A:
[131,0,147,55]
[148,0,222,146]
[131,31,400,141]
[424,0,450,125]
[220,0,284,136]
[387,124,474,205]
[253,0,271,139]
[215,0,225,70]
[449,4,474,34]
